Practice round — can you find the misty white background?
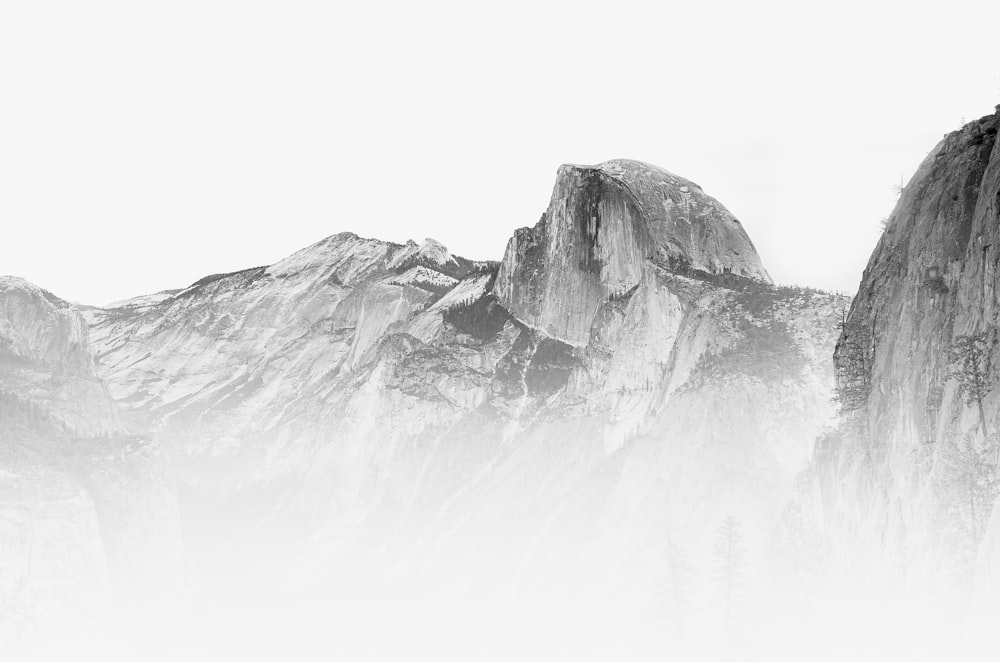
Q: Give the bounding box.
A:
[1,0,998,305]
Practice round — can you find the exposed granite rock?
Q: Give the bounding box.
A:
[77,168,843,614]
[0,277,119,436]
[0,465,117,660]
[819,107,1000,594]
[0,278,183,657]
[494,159,771,345]
[5,159,848,656]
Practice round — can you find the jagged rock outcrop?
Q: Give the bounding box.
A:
[0,277,119,436]
[77,161,843,621]
[5,160,848,658]
[494,160,771,345]
[819,107,1000,596]
[85,235,488,496]
[0,466,117,661]
[0,278,182,659]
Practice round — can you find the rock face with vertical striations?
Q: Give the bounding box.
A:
[494,160,771,345]
[819,107,1000,602]
[4,159,846,658]
[0,277,183,659]
[0,276,119,436]
[75,160,842,622]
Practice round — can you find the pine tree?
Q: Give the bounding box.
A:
[937,434,999,548]
[835,314,876,469]
[659,534,696,640]
[712,515,747,627]
[834,315,872,414]
[949,330,994,446]
[771,497,822,615]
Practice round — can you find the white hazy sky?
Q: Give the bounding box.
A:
[1,1,998,305]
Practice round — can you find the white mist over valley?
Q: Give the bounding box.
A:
[4,109,1000,660]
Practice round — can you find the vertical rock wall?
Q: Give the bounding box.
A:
[494,160,770,346]
[821,107,1000,588]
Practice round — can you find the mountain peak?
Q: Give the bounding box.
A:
[266,232,394,282]
[563,158,765,271]
[0,275,72,309]
[390,237,457,269]
[493,159,771,344]
[561,158,695,187]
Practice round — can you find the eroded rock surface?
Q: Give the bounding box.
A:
[494,160,771,345]
[4,159,847,658]
[0,279,182,658]
[74,162,841,614]
[820,107,1000,597]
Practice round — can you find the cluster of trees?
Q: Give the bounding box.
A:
[834,314,872,416]
[659,510,817,631]
[607,283,639,303]
[937,435,999,548]
[651,327,997,646]
[657,517,747,641]
[732,281,838,317]
[712,516,748,626]
[949,330,994,445]
[693,317,806,386]
[441,294,512,342]
[934,329,999,551]
[653,479,833,662]
[652,252,759,291]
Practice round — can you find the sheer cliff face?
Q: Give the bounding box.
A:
[4,160,846,657]
[77,161,840,598]
[0,277,119,436]
[821,109,1000,586]
[85,234,484,496]
[0,278,182,657]
[495,160,771,345]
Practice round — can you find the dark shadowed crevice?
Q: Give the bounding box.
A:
[575,169,604,274]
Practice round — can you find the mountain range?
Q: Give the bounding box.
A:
[3,106,1000,661]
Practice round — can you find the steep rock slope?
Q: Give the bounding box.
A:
[79,160,845,651]
[819,107,1000,598]
[0,276,119,436]
[494,160,771,345]
[86,236,487,495]
[0,278,182,658]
